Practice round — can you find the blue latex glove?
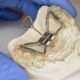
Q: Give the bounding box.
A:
[0,0,77,20]
[0,52,29,80]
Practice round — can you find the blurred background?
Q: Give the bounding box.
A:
[0,0,80,80]
[71,0,80,30]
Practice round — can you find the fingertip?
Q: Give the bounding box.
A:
[66,0,77,18]
[49,0,77,18]
[71,7,77,18]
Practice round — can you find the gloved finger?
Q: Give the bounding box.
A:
[0,8,22,20]
[29,0,77,18]
[0,52,29,80]
[18,1,41,20]
[0,0,41,20]
[49,0,77,18]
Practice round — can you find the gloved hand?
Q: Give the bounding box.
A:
[0,52,29,80]
[0,0,77,20]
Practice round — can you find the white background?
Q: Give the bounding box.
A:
[0,0,80,80]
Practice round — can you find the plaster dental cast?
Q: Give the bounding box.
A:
[0,0,77,80]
